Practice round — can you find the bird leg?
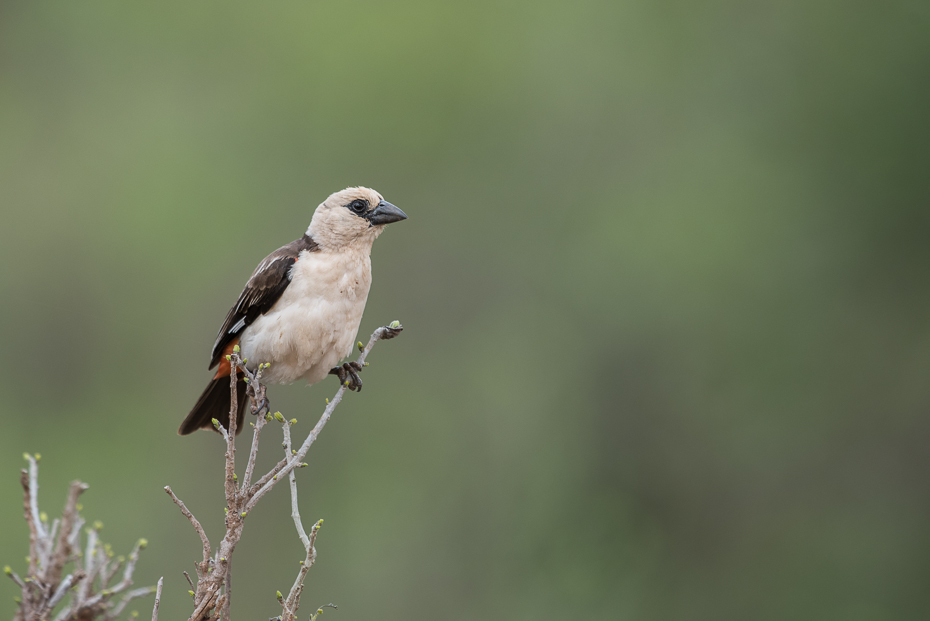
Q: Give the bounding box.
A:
[329,361,364,392]
[247,378,270,416]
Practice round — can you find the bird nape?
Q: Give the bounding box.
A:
[179,186,408,435]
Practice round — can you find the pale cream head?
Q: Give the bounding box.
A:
[306,187,407,250]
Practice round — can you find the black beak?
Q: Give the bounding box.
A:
[368,200,408,226]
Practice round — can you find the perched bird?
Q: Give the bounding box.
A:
[179,187,407,435]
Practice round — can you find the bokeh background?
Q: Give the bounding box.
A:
[2,1,930,619]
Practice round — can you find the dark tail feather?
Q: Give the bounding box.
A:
[179,374,249,436]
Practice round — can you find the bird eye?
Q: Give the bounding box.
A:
[348,199,368,214]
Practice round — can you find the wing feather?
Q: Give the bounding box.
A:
[208,234,319,368]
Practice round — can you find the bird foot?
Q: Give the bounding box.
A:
[330,361,363,392]
[247,381,270,416]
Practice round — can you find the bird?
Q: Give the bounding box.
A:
[179,186,407,435]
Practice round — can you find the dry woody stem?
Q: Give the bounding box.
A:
[9,455,160,621]
[166,322,403,621]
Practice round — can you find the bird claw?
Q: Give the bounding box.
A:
[246,382,270,416]
[330,361,363,392]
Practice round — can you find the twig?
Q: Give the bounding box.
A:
[151,577,164,621]
[13,457,154,621]
[278,419,318,621]
[165,486,212,563]
[47,480,89,588]
[246,324,401,512]
[167,322,403,621]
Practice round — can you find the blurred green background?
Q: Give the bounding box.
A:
[2,1,929,619]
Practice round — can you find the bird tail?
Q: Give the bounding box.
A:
[178,374,249,436]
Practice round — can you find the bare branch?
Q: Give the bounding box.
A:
[109,585,157,619]
[47,480,89,588]
[246,323,401,512]
[151,577,164,621]
[240,390,268,492]
[165,486,212,564]
[167,322,402,621]
[14,458,154,621]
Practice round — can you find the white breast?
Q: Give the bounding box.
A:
[238,248,372,385]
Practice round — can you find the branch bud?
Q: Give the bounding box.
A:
[233,345,240,353]
[389,320,401,329]
[274,412,284,422]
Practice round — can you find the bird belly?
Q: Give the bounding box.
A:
[238,251,371,386]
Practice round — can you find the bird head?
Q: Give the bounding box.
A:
[307,187,407,250]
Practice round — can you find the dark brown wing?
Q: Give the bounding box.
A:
[209,234,319,368]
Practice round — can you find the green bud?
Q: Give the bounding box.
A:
[276,591,283,600]
[34,453,41,461]
[3,566,11,575]
[212,418,220,429]
[240,512,247,517]
[76,503,83,511]
[131,611,139,618]
[93,520,103,530]
[289,418,297,425]
[188,590,195,598]
[39,511,47,523]
[265,413,273,422]
[224,508,228,514]
[23,453,30,461]
[139,538,148,549]
[325,398,329,404]
[299,462,308,468]
[274,412,284,422]
[358,341,364,352]
[233,345,240,353]
[232,473,238,482]
[13,597,21,604]
[273,475,277,480]
[344,380,350,386]
[389,320,401,329]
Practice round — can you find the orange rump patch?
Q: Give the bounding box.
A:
[213,339,241,380]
